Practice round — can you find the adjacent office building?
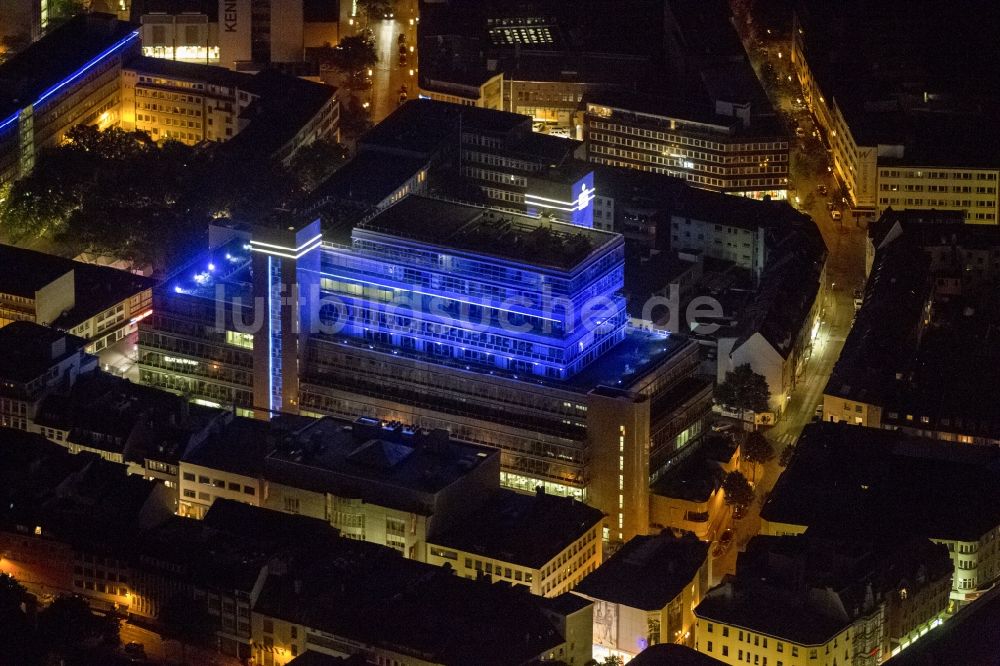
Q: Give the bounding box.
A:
[132,0,345,69]
[426,488,603,597]
[0,13,140,184]
[585,95,790,201]
[121,55,340,160]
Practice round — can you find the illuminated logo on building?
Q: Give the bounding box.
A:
[224,0,238,32]
[523,171,596,228]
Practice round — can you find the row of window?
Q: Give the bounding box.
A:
[182,471,256,495]
[880,169,998,181]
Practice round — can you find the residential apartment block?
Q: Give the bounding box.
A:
[761,423,1000,606]
[694,532,952,665]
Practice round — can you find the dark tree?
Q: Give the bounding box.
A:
[38,595,101,650]
[779,443,796,467]
[290,139,350,190]
[742,430,776,482]
[340,97,374,138]
[715,363,771,426]
[326,35,378,89]
[1,124,303,269]
[357,0,392,24]
[722,470,755,517]
[159,593,218,663]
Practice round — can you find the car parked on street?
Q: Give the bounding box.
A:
[712,529,734,557]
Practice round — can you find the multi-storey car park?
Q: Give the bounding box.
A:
[139,198,714,543]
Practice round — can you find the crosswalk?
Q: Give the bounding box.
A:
[772,432,798,446]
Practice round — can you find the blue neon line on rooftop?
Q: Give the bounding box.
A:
[0,113,18,133]
[34,31,139,108]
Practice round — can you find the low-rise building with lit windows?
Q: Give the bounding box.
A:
[426,487,603,596]
[121,55,257,143]
[791,0,1000,222]
[0,322,96,430]
[130,499,344,662]
[761,423,1000,607]
[261,415,500,561]
[0,244,155,363]
[0,431,173,613]
[585,96,789,201]
[573,532,710,663]
[177,414,303,518]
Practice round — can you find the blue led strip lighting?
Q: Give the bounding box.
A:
[267,255,274,414]
[34,31,140,108]
[0,113,18,134]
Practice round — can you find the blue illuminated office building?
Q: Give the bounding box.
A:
[140,198,713,542]
[318,196,625,380]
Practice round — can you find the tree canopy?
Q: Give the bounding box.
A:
[722,470,755,515]
[779,443,797,467]
[0,124,306,270]
[326,35,378,89]
[715,363,771,418]
[358,0,393,23]
[290,139,350,191]
[742,430,776,482]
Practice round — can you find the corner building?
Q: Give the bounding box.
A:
[141,197,713,543]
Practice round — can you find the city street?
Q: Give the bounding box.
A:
[710,30,870,582]
[342,0,419,125]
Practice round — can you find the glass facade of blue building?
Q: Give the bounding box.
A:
[316,197,627,380]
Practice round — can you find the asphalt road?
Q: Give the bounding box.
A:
[709,34,869,583]
[366,0,420,124]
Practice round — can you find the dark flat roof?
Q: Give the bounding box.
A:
[255,557,564,666]
[310,151,428,206]
[358,195,617,271]
[0,244,74,297]
[0,244,156,327]
[125,55,255,89]
[761,422,1000,541]
[361,99,530,157]
[0,14,137,121]
[629,644,726,666]
[574,533,708,611]
[222,71,336,160]
[429,489,603,569]
[0,322,87,384]
[264,416,497,513]
[651,435,736,503]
